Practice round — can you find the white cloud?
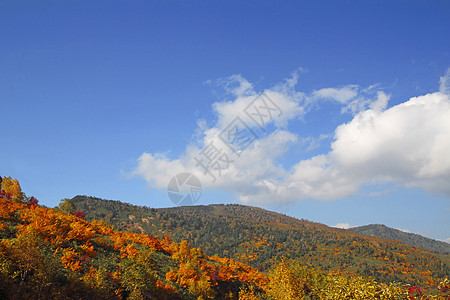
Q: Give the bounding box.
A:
[313,86,358,104]
[440,68,450,94]
[212,74,305,130]
[301,134,329,152]
[132,71,450,204]
[133,153,185,189]
[216,74,254,98]
[333,223,355,229]
[132,74,304,194]
[330,91,450,196]
[370,91,390,112]
[312,85,389,115]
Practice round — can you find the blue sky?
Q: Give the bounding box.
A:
[1,1,449,241]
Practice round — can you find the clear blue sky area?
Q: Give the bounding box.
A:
[1,1,449,240]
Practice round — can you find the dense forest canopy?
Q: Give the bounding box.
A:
[0,177,448,299]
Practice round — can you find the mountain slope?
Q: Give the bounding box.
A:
[0,194,272,299]
[72,195,450,288]
[349,224,450,254]
[6,178,448,299]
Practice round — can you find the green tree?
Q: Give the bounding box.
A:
[56,198,76,214]
[120,249,158,299]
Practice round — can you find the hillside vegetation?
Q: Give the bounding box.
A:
[72,195,449,292]
[349,224,450,255]
[0,177,449,299]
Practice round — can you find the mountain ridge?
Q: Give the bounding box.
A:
[71,195,450,288]
[349,224,450,255]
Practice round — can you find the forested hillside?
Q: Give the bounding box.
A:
[349,224,450,255]
[72,195,450,291]
[0,177,264,299]
[1,177,449,299]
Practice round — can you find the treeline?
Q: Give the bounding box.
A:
[349,224,450,255]
[0,178,449,299]
[72,196,450,290]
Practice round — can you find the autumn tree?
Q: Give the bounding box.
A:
[267,259,305,300]
[0,177,24,203]
[74,210,86,219]
[238,285,263,300]
[57,198,76,214]
[0,231,65,298]
[27,196,39,208]
[120,248,158,299]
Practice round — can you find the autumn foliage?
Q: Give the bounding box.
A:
[0,176,448,299]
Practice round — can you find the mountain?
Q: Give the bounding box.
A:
[72,195,450,289]
[5,184,450,299]
[349,224,450,255]
[0,191,272,299]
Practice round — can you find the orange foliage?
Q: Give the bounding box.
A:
[61,247,83,272]
[3,177,445,299]
[0,177,24,203]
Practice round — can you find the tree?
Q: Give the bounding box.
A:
[120,249,158,299]
[267,260,308,300]
[57,198,76,214]
[0,231,64,298]
[28,196,39,207]
[0,177,24,203]
[74,210,86,219]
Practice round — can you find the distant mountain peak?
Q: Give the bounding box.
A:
[349,224,450,254]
